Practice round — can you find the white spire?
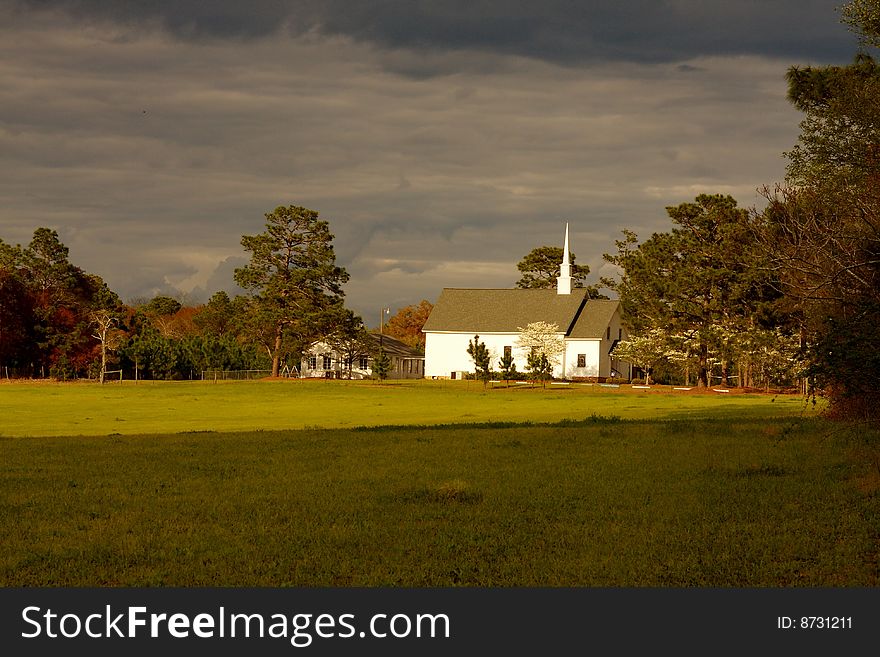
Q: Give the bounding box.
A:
[557,222,572,295]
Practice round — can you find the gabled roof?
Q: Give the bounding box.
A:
[311,333,423,359]
[423,288,590,334]
[567,299,621,339]
[368,333,423,359]
[422,288,620,339]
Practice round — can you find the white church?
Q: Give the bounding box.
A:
[422,226,631,381]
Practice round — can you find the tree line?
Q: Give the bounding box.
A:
[0,229,270,380]
[474,1,879,419]
[600,1,880,419]
[2,2,876,420]
[0,209,430,381]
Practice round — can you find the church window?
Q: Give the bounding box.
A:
[577,354,586,368]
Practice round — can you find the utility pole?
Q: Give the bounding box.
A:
[379,307,390,346]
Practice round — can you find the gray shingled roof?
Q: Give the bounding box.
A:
[567,299,621,339]
[422,288,591,334]
[423,289,621,338]
[368,333,423,358]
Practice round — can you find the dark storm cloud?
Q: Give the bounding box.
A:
[0,1,861,318]
[15,0,855,65]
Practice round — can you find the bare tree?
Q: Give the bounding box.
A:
[91,309,123,384]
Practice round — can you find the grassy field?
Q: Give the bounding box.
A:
[1,380,877,586]
[0,378,815,437]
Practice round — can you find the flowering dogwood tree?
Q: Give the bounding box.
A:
[516,321,564,387]
[611,328,670,385]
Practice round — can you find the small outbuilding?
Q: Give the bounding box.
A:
[301,333,425,379]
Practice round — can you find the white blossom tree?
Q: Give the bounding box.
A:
[611,328,670,385]
[516,321,565,386]
[736,328,804,391]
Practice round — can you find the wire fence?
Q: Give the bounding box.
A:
[200,369,273,381]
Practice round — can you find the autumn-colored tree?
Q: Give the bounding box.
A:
[384,300,433,351]
[153,305,200,340]
[0,228,122,378]
[0,267,34,374]
[140,295,203,339]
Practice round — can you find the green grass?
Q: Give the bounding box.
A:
[1,380,874,586]
[0,378,816,437]
[1,412,878,586]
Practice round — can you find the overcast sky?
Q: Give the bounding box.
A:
[0,1,857,321]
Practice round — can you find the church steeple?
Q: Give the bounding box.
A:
[557,223,572,295]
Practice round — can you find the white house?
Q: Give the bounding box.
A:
[301,333,425,379]
[422,226,631,381]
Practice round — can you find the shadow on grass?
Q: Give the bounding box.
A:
[350,412,814,434]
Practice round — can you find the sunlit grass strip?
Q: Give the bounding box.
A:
[0,379,817,437]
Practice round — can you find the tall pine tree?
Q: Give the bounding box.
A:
[235,206,349,377]
[604,195,770,387]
